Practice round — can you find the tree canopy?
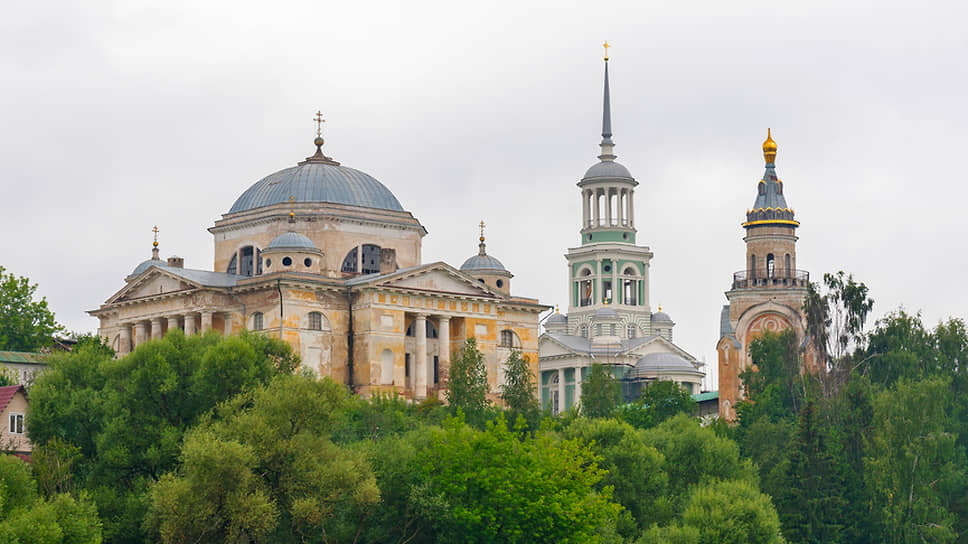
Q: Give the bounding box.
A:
[0,266,62,351]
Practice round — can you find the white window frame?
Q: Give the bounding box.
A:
[8,413,24,434]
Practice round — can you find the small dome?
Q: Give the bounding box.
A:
[128,258,165,280]
[763,128,777,154]
[546,313,568,325]
[635,352,698,373]
[266,232,317,251]
[460,254,507,273]
[594,306,619,319]
[652,311,673,323]
[583,160,633,181]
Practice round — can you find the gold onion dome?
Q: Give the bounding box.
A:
[763,128,777,163]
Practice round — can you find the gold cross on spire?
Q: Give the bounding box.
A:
[603,40,610,61]
[152,225,159,247]
[314,111,325,137]
[479,220,485,242]
[289,196,296,222]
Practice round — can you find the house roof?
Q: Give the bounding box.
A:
[0,385,27,413]
[692,391,719,403]
[0,351,48,365]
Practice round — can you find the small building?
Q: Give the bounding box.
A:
[0,385,31,455]
[692,391,719,418]
[0,351,49,386]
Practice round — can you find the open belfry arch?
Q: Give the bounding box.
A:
[537,44,704,414]
[90,115,547,402]
[717,130,813,420]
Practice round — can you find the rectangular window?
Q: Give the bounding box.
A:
[433,356,439,385]
[603,280,612,304]
[8,414,23,434]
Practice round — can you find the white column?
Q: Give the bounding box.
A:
[557,367,566,414]
[223,313,232,336]
[134,322,146,347]
[593,191,600,226]
[166,316,179,335]
[415,314,428,399]
[438,317,450,386]
[611,262,618,305]
[150,318,163,340]
[200,311,213,332]
[575,367,583,409]
[605,188,613,226]
[628,189,635,228]
[119,324,131,356]
[184,314,197,335]
[617,189,624,226]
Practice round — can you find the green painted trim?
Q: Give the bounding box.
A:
[617,260,644,276]
[582,230,636,245]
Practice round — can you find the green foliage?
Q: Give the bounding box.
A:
[445,338,490,422]
[147,374,380,544]
[412,414,622,543]
[739,329,804,422]
[0,454,102,543]
[865,378,966,544]
[31,437,80,498]
[28,330,297,543]
[561,418,669,531]
[679,479,785,544]
[0,266,62,352]
[581,363,621,419]
[500,349,540,428]
[616,380,696,429]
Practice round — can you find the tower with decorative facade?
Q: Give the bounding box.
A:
[717,131,811,420]
[538,48,704,414]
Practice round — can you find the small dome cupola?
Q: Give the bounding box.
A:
[460,221,512,295]
[743,129,799,229]
[544,306,569,334]
[126,226,166,281]
[262,206,323,275]
[651,305,675,341]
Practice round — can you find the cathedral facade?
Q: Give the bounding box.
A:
[537,54,704,414]
[717,131,811,420]
[90,127,546,401]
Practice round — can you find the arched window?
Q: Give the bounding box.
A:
[252,312,264,331]
[767,253,775,278]
[785,254,792,276]
[227,246,262,276]
[380,349,393,385]
[626,323,638,339]
[499,329,520,348]
[580,324,588,338]
[308,312,323,331]
[341,247,358,273]
[550,372,560,414]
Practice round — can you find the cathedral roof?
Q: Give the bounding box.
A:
[460,227,509,274]
[743,129,798,228]
[652,309,673,323]
[546,312,568,324]
[128,257,165,280]
[266,231,318,251]
[634,352,702,374]
[229,139,404,214]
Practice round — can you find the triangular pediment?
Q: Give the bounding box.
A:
[625,335,697,361]
[106,267,199,304]
[538,334,583,357]
[359,262,498,298]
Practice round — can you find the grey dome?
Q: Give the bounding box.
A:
[583,160,633,181]
[128,258,165,279]
[635,352,698,373]
[546,313,568,324]
[594,306,619,319]
[229,162,404,214]
[460,254,507,273]
[266,232,317,251]
[652,311,673,323]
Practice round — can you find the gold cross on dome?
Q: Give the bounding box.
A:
[152,225,159,247]
[603,40,610,60]
[314,111,325,137]
[479,220,485,240]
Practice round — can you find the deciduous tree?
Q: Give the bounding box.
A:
[0,266,62,352]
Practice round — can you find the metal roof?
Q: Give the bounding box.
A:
[691,391,719,403]
[0,351,49,364]
[460,254,507,273]
[582,160,633,181]
[229,162,404,214]
[635,352,702,374]
[266,232,317,251]
[652,311,673,323]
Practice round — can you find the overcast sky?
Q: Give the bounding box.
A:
[2,1,966,390]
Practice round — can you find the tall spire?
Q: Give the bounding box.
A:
[599,41,616,162]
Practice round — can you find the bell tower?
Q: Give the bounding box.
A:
[717,131,811,420]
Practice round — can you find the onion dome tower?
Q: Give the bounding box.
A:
[460,221,512,296]
[718,130,811,421]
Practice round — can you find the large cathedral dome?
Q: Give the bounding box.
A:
[229,138,404,214]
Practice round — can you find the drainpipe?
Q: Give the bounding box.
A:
[277,279,284,341]
[346,286,354,390]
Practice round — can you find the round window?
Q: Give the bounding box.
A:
[265,259,272,268]
[282,256,292,266]
[496,279,504,288]
[604,264,612,272]
[478,279,485,284]
[622,232,629,240]
[304,258,312,268]
[588,234,593,240]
